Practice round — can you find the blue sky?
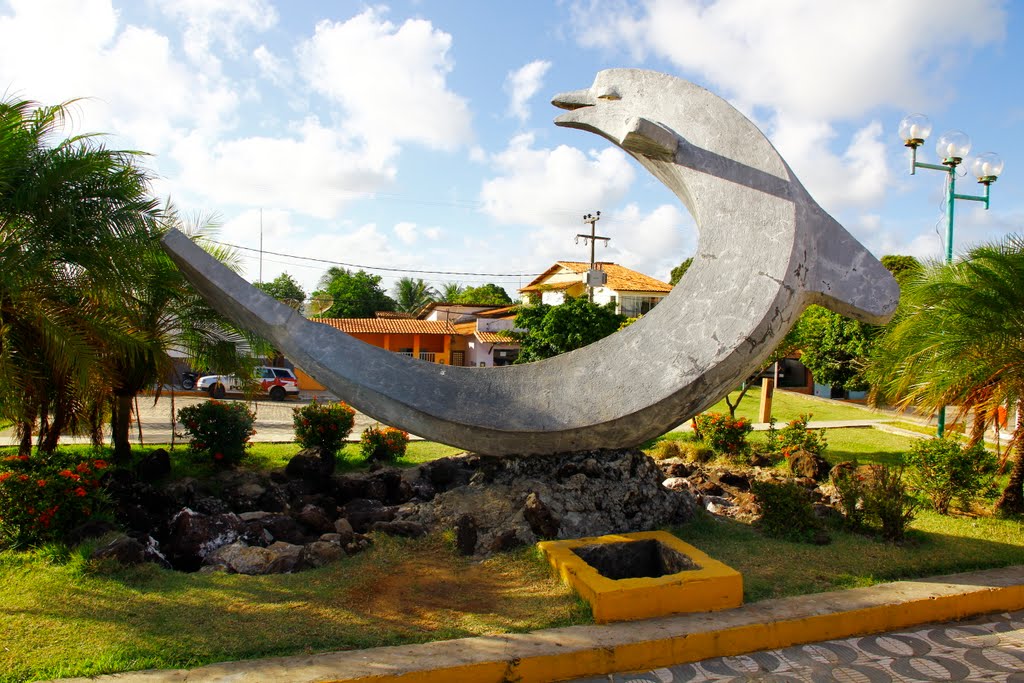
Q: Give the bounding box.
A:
[2,0,1021,300]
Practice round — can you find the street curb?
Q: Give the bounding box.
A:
[57,564,1024,683]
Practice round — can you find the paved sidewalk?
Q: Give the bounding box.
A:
[578,609,1024,682]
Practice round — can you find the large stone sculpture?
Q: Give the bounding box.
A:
[162,69,898,456]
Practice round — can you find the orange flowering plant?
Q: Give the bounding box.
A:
[692,412,753,457]
[177,399,256,466]
[292,400,356,457]
[359,425,409,462]
[0,452,110,547]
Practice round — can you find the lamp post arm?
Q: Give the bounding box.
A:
[913,161,951,172]
[952,183,992,209]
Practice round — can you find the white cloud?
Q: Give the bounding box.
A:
[517,202,689,281]
[297,8,473,156]
[602,203,692,280]
[479,133,636,227]
[170,117,395,219]
[505,59,552,123]
[571,0,1005,120]
[769,117,889,211]
[394,222,418,245]
[0,0,239,153]
[253,44,291,87]
[569,0,1005,216]
[159,0,277,66]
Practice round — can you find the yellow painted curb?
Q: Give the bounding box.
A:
[538,531,742,622]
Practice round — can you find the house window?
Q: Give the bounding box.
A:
[451,351,465,367]
[619,296,662,317]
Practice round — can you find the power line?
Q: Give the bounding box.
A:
[210,239,541,278]
[238,253,527,285]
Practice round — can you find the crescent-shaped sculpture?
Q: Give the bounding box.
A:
[162,69,899,457]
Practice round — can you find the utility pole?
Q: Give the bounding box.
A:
[577,211,610,302]
[258,208,263,284]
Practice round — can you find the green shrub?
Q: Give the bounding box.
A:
[750,478,827,544]
[360,426,409,462]
[650,440,683,461]
[293,400,356,456]
[693,412,753,458]
[778,414,827,458]
[680,441,716,463]
[861,465,918,542]
[177,400,256,466]
[830,463,866,529]
[904,437,997,514]
[0,452,111,548]
[652,439,714,463]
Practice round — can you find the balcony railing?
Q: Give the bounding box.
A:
[396,351,439,363]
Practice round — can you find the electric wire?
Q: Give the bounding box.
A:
[210,239,542,278]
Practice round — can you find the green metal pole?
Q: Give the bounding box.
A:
[936,166,956,438]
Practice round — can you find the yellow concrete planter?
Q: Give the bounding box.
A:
[538,530,743,623]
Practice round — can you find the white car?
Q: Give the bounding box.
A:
[196,366,300,401]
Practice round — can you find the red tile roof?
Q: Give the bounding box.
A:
[520,261,671,293]
[474,305,520,318]
[315,318,456,335]
[476,330,516,344]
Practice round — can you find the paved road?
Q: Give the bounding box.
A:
[574,610,1024,682]
[0,390,419,447]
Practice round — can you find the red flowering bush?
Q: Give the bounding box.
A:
[0,452,110,548]
[778,414,828,459]
[177,400,256,466]
[692,412,753,458]
[359,426,409,462]
[293,400,356,457]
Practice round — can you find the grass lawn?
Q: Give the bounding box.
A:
[674,511,1024,603]
[2,402,1022,681]
[0,441,466,480]
[0,535,589,683]
[706,387,885,423]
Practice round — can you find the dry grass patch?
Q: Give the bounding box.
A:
[0,534,588,683]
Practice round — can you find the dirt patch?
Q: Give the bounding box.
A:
[344,553,504,628]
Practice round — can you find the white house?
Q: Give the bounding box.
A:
[518,261,672,317]
[417,303,522,368]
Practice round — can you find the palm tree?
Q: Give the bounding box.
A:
[0,97,159,454]
[99,201,266,461]
[869,235,1024,514]
[392,277,437,314]
[0,98,259,459]
[440,281,465,303]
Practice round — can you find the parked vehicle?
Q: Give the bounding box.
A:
[196,366,300,401]
[180,371,199,391]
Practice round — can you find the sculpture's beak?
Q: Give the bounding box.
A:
[551,89,594,110]
[552,88,595,126]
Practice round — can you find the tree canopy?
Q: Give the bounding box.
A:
[392,277,437,313]
[454,283,513,305]
[512,296,625,363]
[254,272,306,310]
[790,305,877,392]
[868,236,1024,514]
[0,98,259,458]
[311,267,396,318]
[439,282,465,303]
[783,253,922,395]
[669,257,693,286]
[880,254,923,286]
[0,97,159,453]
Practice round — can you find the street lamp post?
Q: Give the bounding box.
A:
[899,114,1005,436]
